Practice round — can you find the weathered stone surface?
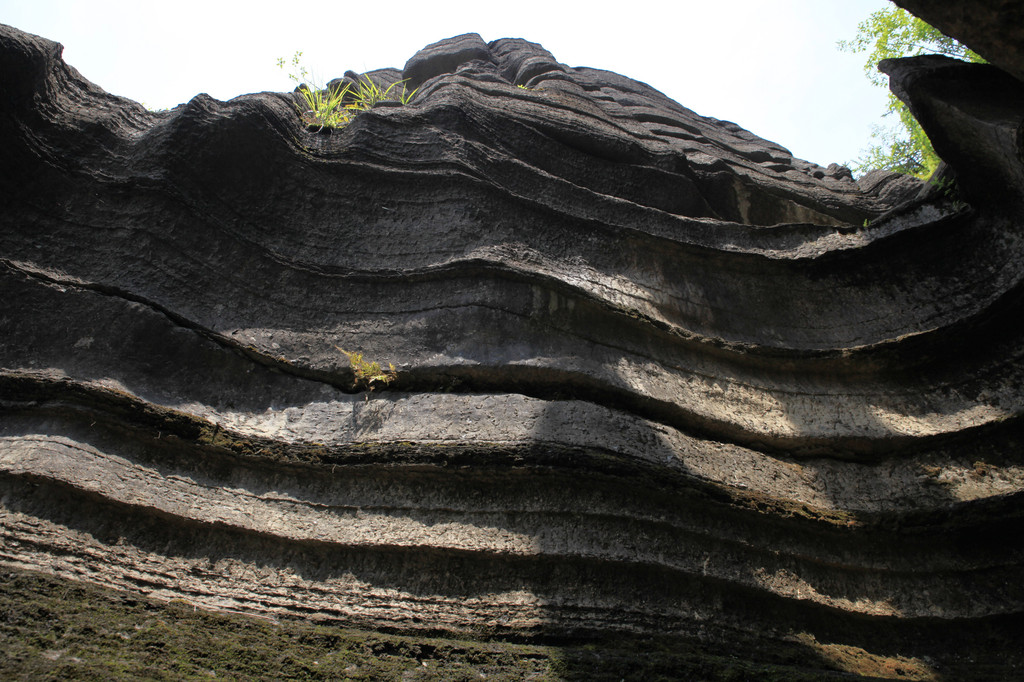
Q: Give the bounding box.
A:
[892,0,1024,83]
[2,17,1024,677]
[881,55,1024,205]
[402,32,496,91]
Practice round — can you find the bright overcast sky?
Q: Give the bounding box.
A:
[3,0,893,168]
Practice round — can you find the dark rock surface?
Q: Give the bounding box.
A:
[892,0,1024,83]
[2,16,1024,678]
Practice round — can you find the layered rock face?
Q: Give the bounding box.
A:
[2,16,1024,674]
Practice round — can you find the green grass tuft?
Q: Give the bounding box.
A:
[277,51,417,130]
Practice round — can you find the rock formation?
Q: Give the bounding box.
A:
[2,10,1023,678]
[891,0,1024,83]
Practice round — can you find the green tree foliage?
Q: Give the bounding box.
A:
[839,7,985,178]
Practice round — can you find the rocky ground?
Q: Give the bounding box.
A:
[7,567,1002,681]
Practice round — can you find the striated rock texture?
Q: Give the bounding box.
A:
[2,18,1024,677]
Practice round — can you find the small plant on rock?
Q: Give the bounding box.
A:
[278,51,352,129]
[277,51,417,130]
[348,73,418,109]
[929,174,968,210]
[336,347,397,391]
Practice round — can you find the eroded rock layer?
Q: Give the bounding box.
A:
[2,19,1024,675]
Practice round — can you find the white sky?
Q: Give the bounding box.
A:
[2,0,893,168]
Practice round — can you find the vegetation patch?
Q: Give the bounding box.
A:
[336,347,398,392]
[277,52,417,131]
[838,6,985,177]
